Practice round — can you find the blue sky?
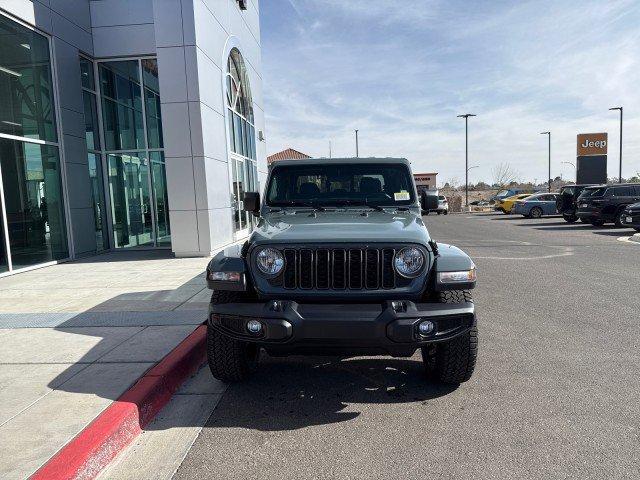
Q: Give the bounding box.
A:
[260,0,640,185]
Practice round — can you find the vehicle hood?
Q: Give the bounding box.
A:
[249,209,430,245]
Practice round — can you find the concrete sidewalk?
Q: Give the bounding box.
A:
[0,251,213,479]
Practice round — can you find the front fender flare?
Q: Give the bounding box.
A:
[432,243,476,291]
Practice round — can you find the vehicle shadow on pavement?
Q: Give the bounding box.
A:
[199,355,456,432]
[42,273,209,401]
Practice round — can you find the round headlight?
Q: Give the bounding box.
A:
[256,248,284,275]
[394,247,425,278]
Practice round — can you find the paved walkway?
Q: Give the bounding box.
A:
[0,250,212,479]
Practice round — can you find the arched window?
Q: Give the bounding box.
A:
[226,48,257,237]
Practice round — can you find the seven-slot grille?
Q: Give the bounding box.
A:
[281,248,397,290]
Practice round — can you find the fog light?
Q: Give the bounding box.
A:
[418,320,434,336]
[246,320,262,334]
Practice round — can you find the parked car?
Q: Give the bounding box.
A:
[576,184,640,226]
[494,193,533,214]
[556,184,596,223]
[489,188,530,203]
[621,202,640,232]
[436,195,449,215]
[206,157,478,385]
[512,193,560,218]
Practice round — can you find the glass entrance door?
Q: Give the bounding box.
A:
[108,152,153,248]
[0,198,7,273]
[150,152,170,246]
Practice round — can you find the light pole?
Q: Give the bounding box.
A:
[457,114,476,207]
[562,161,576,182]
[609,107,623,182]
[355,129,359,158]
[540,131,551,192]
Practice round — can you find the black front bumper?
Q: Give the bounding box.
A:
[208,300,475,357]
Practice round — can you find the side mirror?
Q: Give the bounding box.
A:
[243,192,260,215]
[420,191,438,211]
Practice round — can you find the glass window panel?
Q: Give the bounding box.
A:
[227,109,235,152]
[87,153,107,251]
[107,152,153,248]
[0,14,57,142]
[233,113,242,155]
[143,59,163,149]
[82,91,100,151]
[79,57,95,90]
[0,139,68,268]
[0,201,7,273]
[99,61,144,150]
[149,151,170,246]
[231,157,241,231]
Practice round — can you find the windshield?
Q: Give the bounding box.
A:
[579,187,607,198]
[266,163,416,207]
[495,190,510,197]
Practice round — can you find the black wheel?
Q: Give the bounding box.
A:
[590,219,604,226]
[563,214,577,223]
[579,217,590,223]
[207,291,260,383]
[421,290,477,385]
[443,210,448,215]
[529,207,543,219]
[437,211,442,215]
[614,209,626,228]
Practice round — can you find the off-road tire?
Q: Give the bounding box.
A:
[207,291,259,383]
[444,210,448,215]
[422,290,477,385]
[529,207,543,219]
[614,209,626,228]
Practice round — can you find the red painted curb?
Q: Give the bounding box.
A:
[31,324,208,480]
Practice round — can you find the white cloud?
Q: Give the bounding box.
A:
[262,0,640,183]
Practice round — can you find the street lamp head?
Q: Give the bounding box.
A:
[457,113,476,118]
[540,131,550,135]
[609,107,622,111]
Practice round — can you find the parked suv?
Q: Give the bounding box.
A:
[576,184,640,226]
[621,202,640,232]
[557,184,595,223]
[205,158,478,385]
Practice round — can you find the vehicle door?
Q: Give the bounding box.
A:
[609,186,632,215]
[539,194,557,214]
[557,187,573,213]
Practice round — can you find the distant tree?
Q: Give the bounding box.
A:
[491,163,519,189]
[441,177,460,191]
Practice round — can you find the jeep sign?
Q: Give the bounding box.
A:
[577,133,608,156]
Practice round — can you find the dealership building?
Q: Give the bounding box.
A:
[0,0,266,276]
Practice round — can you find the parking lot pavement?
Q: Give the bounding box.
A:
[171,214,640,480]
[0,251,211,479]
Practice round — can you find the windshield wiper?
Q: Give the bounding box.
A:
[330,199,385,211]
[276,200,326,211]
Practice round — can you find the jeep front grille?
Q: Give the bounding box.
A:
[282,248,397,290]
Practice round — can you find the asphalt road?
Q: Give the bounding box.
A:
[174,214,640,480]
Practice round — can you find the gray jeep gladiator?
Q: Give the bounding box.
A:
[205,158,477,384]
